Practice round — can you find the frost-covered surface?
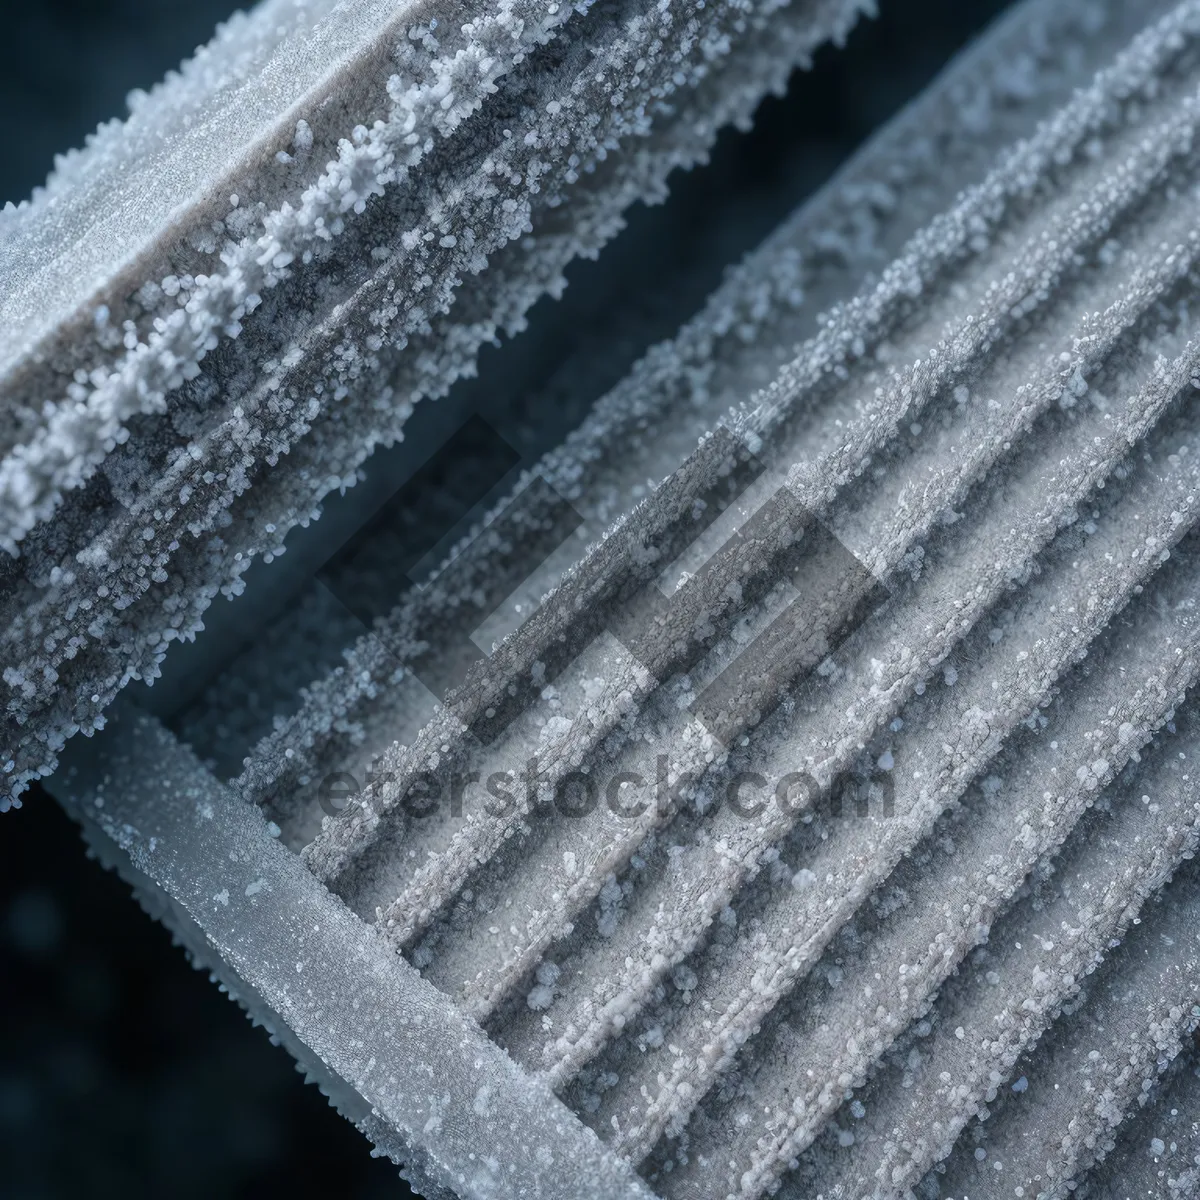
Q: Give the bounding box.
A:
[1070,1045,1200,1200]
[0,0,872,801]
[55,707,654,1200]
[0,0,397,373]
[34,0,1200,1197]
[235,0,1165,834]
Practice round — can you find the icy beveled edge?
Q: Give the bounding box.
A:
[52,704,655,1200]
[0,0,414,374]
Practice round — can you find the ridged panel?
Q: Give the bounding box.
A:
[28,2,1200,1198]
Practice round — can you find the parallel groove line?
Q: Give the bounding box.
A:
[27,5,1200,1198]
[921,871,1200,1200]
[417,252,1200,1022]
[1070,1045,1200,1200]
[341,67,1200,943]
[492,337,1200,1090]
[232,0,1172,829]
[3,0,870,798]
[639,545,1200,1195]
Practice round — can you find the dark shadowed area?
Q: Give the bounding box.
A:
[0,0,1016,1196]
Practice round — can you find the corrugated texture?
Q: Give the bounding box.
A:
[29,0,1200,1197]
[0,0,870,801]
[54,708,654,1200]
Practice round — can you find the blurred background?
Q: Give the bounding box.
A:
[0,0,1015,1196]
